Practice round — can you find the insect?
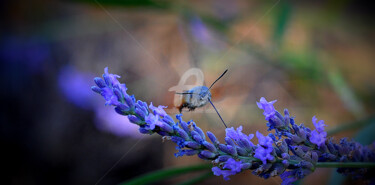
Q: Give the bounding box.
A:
[176,69,228,128]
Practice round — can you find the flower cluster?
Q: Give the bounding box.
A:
[92,68,375,184]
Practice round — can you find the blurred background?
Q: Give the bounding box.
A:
[1,0,374,184]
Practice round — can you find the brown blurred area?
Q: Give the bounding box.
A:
[1,0,374,184]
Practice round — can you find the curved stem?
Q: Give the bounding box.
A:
[119,164,211,185]
[316,162,375,168]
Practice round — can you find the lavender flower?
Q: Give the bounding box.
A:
[254,131,274,164]
[91,68,375,185]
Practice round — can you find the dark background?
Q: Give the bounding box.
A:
[1,0,375,184]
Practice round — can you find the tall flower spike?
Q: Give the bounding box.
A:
[92,68,375,185]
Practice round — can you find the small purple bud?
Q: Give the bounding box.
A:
[202,141,217,153]
[135,108,146,120]
[185,141,201,149]
[159,121,174,133]
[113,88,123,101]
[193,123,205,140]
[128,115,142,124]
[191,131,204,143]
[139,127,151,134]
[225,137,236,147]
[291,135,304,144]
[162,115,175,126]
[281,153,290,159]
[91,86,102,94]
[227,145,237,156]
[94,77,107,88]
[236,147,248,156]
[218,144,232,155]
[278,140,288,153]
[124,94,135,108]
[238,138,252,151]
[282,160,289,167]
[207,131,218,144]
[180,120,190,134]
[200,150,217,159]
[176,127,190,141]
[240,163,252,170]
[217,155,231,162]
[311,151,318,163]
[284,109,290,126]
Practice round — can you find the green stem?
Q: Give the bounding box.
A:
[316,162,375,168]
[119,164,211,185]
[174,172,213,185]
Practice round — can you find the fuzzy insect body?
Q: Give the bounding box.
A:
[177,86,211,112]
[176,69,228,128]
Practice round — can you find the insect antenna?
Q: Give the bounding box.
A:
[208,69,228,90]
[175,92,196,95]
[208,98,228,128]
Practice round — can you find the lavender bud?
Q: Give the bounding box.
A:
[180,120,190,134]
[218,144,231,154]
[207,131,218,145]
[176,127,190,141]
[159,121,174,133]
[191,131,204,143]
[185,141,201,149]
[91,86,102,94]
[241,163,252,170]
[162,115,175,126]
[278,140,288,153]
[237,147,248,156]
[124,94,135,108]
[139,127,151,134]
[113,88,123,101]
[135,108,146,119]
[291,135,304,144]
[282,160,289,167]
[282,153,290,160]
[128,115,142,124]
[284,109,290,126]
[270,163,285,177]
[193,123,205,140]
[94,77,107,88]
[199,150,217,159]
[184,149,200,156]
[202,141,217,153]
[225,137,236,147]
[217,155,231,162]
[293,146,305,158]
[238,138,252,151]
[227,145,237,156]
[311,151,318,163]
[299,161,314,170]
[117,103,130,113]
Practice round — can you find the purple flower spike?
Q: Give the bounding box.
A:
[92,67,375,184]
[257,97,277,120]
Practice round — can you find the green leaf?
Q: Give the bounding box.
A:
[119,163,212,185]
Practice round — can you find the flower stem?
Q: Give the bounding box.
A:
[316,162,375,168]
[119,164,211,185]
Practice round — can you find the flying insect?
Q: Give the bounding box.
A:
[176,69,228,128]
